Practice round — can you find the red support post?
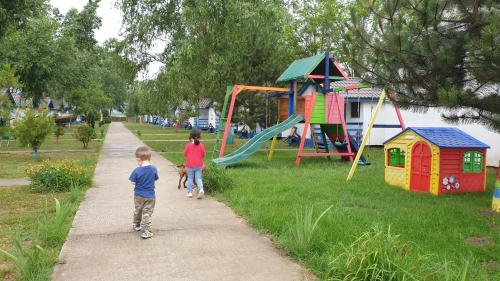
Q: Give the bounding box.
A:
[333,92,354,161]
[394,106,406,130]
[219,85,239,157]
[295,94,316,165]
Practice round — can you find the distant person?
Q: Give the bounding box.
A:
[129,146,159,239]
[208,123,215,133]
[183,129,206,199]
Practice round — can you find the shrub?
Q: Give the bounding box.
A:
[74,123,96,149]
[203,164,233,194]
[54,126,64,144]
[12,107,55,158]
[26,160,91,192]
[136,130,142,137]
[285,205,333,257]
[104,116,112,124]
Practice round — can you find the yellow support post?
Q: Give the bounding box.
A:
[346,89,387,181]
[268,135,278,161]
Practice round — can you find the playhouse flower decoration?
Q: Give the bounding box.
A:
[442,176,460,191]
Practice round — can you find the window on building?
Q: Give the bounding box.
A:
[350,102,360,118]
[388,148,405,167]
[463,151,483,173]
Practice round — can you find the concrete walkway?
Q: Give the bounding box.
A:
[52,122,311,281]
[0,179,30,187]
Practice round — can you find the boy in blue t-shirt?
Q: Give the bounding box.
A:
[129,146,159,239]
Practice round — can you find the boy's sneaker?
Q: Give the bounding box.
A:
[133,224,141,231]
[197,190,204,199]
[186,192,193,197]
[141,230,154,239]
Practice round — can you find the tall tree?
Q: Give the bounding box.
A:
[345,0,500,131]
[120,0,296,125]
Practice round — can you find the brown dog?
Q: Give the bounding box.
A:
[176,164,206,189]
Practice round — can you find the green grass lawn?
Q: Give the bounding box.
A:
[0,124,107,279]
[0,186,67,279]
[125,121,500,280]
[0,124,107,152]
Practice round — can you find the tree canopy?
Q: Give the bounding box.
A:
[0,0,136,119]
[344,0,500,131]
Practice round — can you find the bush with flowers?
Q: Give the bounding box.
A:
[26,160,91,192]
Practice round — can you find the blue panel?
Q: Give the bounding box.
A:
[289,81,295,116]
[384,127,490,148]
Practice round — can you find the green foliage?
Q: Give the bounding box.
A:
[13,108,55,154]
[203,164,233,194]
[26,160,91,193]
[285,205,333,257]
[103,116,112,124]
[136,130,142,137]
[345,0,500,131]
[0,64,21,88]
[0,93,12,136]
[54,125,64,144]
[74,124,97,149]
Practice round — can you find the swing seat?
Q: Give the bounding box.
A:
[334,141,347,147]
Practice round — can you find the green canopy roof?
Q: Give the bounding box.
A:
[277,53,345,83]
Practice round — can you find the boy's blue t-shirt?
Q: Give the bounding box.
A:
[129,165,159,198]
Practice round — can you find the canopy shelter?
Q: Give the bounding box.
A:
[277,53,349,85]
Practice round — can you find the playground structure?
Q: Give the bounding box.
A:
[384,127,490,195]
[212,52,406,168]
[493,162,500,212]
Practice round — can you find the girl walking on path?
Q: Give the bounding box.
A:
[184,129,206,199]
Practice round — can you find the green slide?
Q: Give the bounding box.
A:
[213,114,304,167]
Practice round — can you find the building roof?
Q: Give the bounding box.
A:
[277,53,345,82]
[384,127,490,149]
[331,78,383,99]
[178,98,214,110]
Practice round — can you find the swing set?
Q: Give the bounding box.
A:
[212,52,406,181]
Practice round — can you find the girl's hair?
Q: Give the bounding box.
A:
[190,129,201,145]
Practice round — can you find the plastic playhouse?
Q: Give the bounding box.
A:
[384,127,490,195]
[212,52,405,167]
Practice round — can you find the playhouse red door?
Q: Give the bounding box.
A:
[410,142,432,192]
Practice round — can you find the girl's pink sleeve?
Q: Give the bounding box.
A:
[183,144,189,157]
[201,144,206,158]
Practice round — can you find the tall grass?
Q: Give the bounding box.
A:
[0,235,53,281]
[0,190,84,280]
[37,199,71,248]
[327,226,478,281]
[284,205,334,257]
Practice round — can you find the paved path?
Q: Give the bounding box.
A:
[0,179,30,187]
[52,122,311,281]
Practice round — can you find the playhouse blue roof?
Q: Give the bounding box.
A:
[384,127,490,149]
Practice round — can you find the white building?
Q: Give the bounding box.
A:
[281,80,499,167]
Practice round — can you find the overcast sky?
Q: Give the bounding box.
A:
[50,0,162,79]
[50,0,123,44]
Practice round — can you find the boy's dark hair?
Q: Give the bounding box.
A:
[135,146,151,161]
[190,129,201,145]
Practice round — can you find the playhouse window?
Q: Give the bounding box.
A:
[388,148,405,167]
[350,102,360,118]
[463,151,483,173]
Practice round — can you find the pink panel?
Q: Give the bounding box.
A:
[326,94,345,124]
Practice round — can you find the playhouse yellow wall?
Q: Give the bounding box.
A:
[384,130,441,195]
